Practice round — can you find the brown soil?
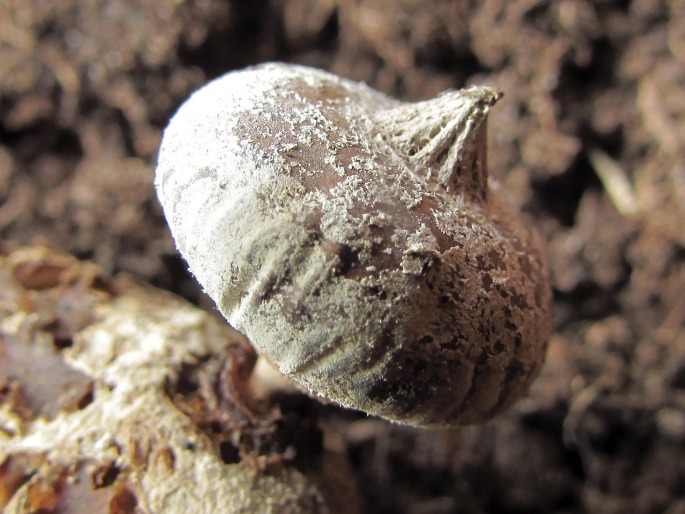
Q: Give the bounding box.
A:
[2,0,684,512]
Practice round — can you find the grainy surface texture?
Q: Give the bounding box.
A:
[2,0,685,512]
[156,64,551,427]
[0,245,361,514]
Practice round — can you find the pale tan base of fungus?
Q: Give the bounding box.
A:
[0,245,361,514]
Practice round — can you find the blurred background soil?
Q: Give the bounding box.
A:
[1,0,684,512]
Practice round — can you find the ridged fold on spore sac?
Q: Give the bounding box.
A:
[372,86,502,202]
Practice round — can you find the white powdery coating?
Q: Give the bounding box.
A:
[155,63,552,426]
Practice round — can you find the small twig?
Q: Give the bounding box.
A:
[588,148,639,219]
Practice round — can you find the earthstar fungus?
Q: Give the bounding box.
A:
[155,63,552,427]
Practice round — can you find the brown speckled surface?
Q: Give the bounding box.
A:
[155,64,551,426]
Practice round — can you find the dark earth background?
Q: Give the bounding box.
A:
[1,0,684,512]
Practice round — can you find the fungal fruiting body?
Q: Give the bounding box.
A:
[155,63,552,427]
